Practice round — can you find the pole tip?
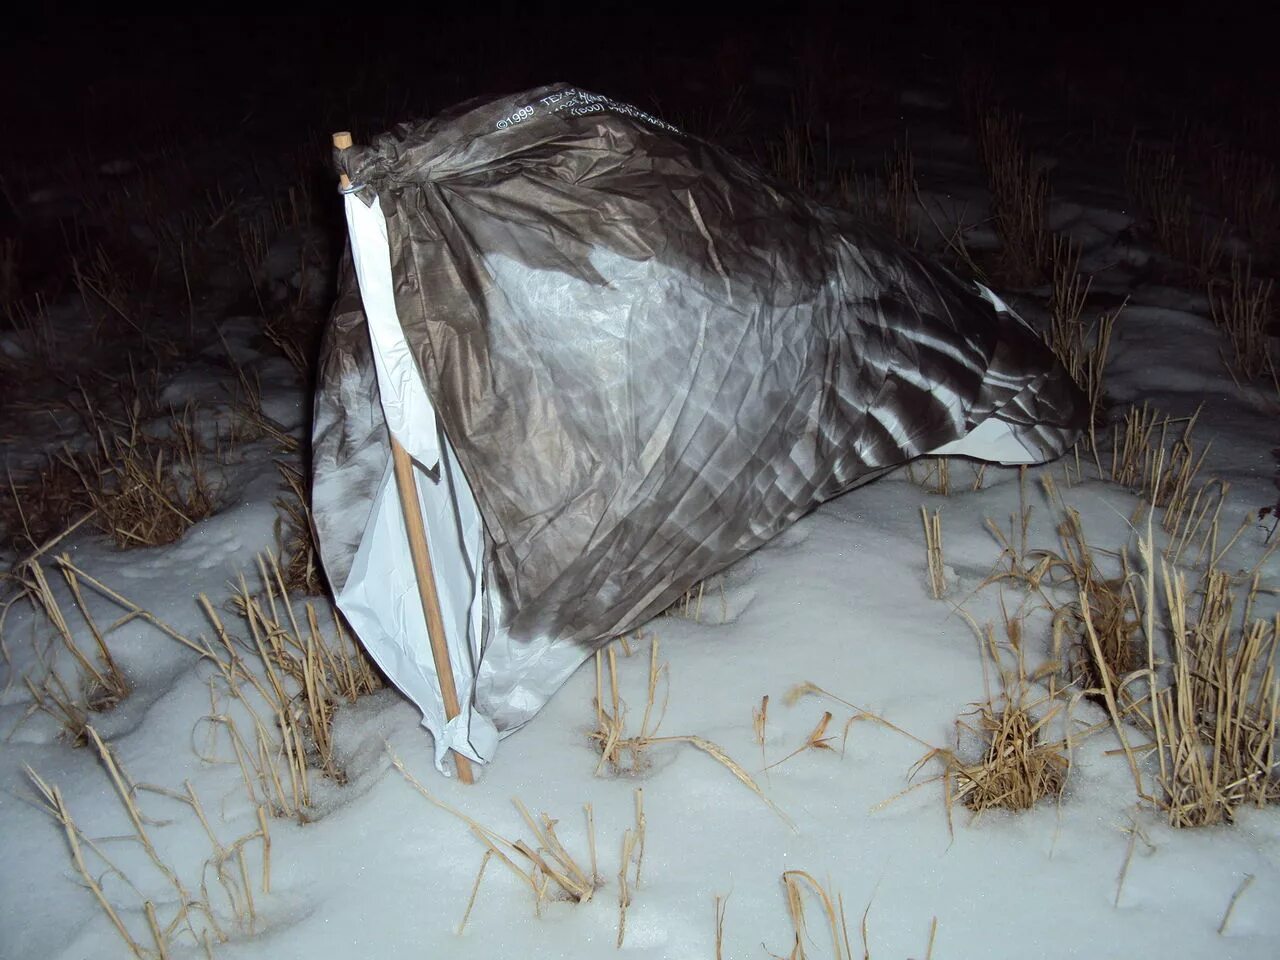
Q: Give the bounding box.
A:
[332,131,353,150]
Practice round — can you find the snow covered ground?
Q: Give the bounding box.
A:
[3,70,1279,960]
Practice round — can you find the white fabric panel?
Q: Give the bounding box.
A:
[927,415,1041,464]
[345,193,441,470]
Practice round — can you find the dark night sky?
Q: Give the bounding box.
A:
[2,8,1265,153]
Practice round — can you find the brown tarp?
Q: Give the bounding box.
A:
[314,84,1083,699]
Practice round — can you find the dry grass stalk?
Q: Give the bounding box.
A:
[775,870,852,960]
[72,246,148,345]
[616,791,646,948]
[585,803,600,885]
[1125,140,1185,250]
[666,579,706,621]
[915,191,988,282]
[1156,567,1279,825]
[767,113,833,198]
[591,640,667,775]
[1125,139,1226,283]
[1107,405,1210,533]
[946,626,1069,814]
[228,554,381,786]
[1049,234,1089,335]
[787,681,938,758]
[2,295,62,379]
[591,638,791,825]
[632,788,647,885]
[836,164,880,223]
[1,454,90,553]
[1044,508,1144,704]
[907,457,950,496]
[274,462,323,595]
[981,471,1046,591]
[786,681,965,823]
[1209,146,1279,244]
[1183,217,1228,286]
[389,750,599,920]
[977,108,1050,285]
[1046,235,1120,461]
[980,482,1275,826]
[1086,529,1280,827]
[981,479,1148,715]
[883,137,918,246]
[20,556,130,717]
[714,894,729,960]
[25,767,146,957]
[765,711,837,772]
[1209,254,1275,383]
[1163,478,1230,566]
[61,399,220,549]
[19,553,313,816]
[223,356,299,453]
[922,506,947,599]
[754,694,770,768]
[10,550,381,820]
[23,672,91,746]
[26,727,271,958]
[458,850,494,934]
[1218,874,1255,936]
[1114,813,1154,907]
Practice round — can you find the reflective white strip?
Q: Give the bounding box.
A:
[345,193,441,469]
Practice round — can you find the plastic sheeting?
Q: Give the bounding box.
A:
[313,84,1085,771]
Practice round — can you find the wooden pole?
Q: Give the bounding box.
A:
[332,131,474,784]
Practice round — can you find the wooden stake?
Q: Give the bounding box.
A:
[332,131,474,784]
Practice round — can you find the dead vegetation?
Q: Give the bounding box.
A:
[710,869,940,960]
[1205,144,1280,248]
[663,575,726,623]
[8,539,387,955]
[881,137,919,246]
[1046,234,1121,460]
[1208,253,1276,385]
[787,617,1072,827]
[12,550,379,808]
[70,400,221,549]
[3,392,224,554]
[975,108,1051,285]
[274,461,324,596]
[1124,139,1226,284]
[208,554,382,793]
[921,506,947,599]
[1088,532,1280,827]
[1105,404,1227,550]
[980,466,1279,827]
[390,750,653,944]
[945,621,1070,814]
[590,637,790,826]
[20,555,132,737]
[2,454,88,555]
[906,457,950,496]
[27,727,272,958]
[1042,507,1145,702]
[774,870,854,960]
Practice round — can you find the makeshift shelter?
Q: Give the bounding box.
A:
[314,84,1085,775]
